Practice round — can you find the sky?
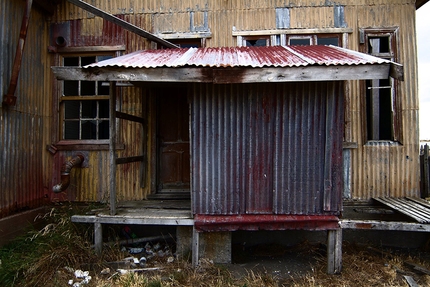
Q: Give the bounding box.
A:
[417,3,430,140]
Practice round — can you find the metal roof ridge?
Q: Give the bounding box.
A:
[281,45,316,66]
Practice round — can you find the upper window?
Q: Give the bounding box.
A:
[235,32,342,47]
[60,54,113,141]
[288,34,341,46]
[360,28,399,142]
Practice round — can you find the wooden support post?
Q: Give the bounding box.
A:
[327,229,342,274]
[94,222,103,255]
[109,81,117,215]
[192,226,199,268]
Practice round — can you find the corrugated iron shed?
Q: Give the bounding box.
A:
[84,45,391,69]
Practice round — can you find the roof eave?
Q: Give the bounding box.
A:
[52,64,393,83]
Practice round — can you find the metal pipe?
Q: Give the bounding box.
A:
[53,154,84,193]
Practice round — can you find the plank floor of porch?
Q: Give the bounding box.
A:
[341,197,430,232]
[71,199,193,226]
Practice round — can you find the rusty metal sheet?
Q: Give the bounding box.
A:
[85,45,391,69]
[194,214,340,232]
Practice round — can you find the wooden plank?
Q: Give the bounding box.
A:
[57,45,126,53]
[373,197,430,223]
[52,67,213,82]
[65,0,178,48]
[404,261,430,276]
[115,111,145,124]
[340,219,430,232]
[116,155,145,164]
[213,65,391,83]
[403,276,419,287]
[52,65,391,83]
[71,215,194,225]
[232,27,353,36]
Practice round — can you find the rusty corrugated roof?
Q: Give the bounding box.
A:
[84,45,391,69]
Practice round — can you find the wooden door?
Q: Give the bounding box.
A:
[157,89,190,192]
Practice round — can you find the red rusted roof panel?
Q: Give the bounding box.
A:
[85,45,390,69]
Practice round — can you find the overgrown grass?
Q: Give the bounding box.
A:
[2,205,430,286]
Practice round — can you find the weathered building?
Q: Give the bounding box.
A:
[1,0,428,274]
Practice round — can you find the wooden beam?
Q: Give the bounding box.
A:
[116,155,145,164]
[94,222,102,255]
[65,0,178,48]
[71,215,194,225]
[340,219,430,232]
[115,111,145,124]
[52,64,391,83]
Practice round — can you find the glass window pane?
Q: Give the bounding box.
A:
[81,56,96,66]
[98,81,110,95]
[63,81,79,96]
[64,121,79,139]
[289,38,311,45]
[64,57,79,67]
[317,37,339,46]
[81,81,96,95]
[99,100,110,118]
[82,101,97,118]
[99,120,110,139]
[64,101,80,119]
[97,55,113,62]
[245,39,268,47]
[81,120,97,139]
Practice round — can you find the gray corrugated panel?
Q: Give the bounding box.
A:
[192,82,343,216]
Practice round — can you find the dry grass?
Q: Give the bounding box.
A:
[1,205,430,286]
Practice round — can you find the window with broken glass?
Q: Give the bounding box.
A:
[361,28,399,142]
[60,55,113,140]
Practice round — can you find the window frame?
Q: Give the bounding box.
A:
[233,28,351,47]
[359,27,401,143]
[54,46,124,150]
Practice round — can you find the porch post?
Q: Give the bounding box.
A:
[94,222,103,255]
[192,226,199,268]
[109,81,117,215]
[327,229,342,274]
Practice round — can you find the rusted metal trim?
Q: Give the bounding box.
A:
[194,215,339,232]
[65,0,178,49]
[3,0,33,106]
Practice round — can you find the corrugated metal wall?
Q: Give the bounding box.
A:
[192,82,343,215]
[0,1,53,217]
[0,0,418,214]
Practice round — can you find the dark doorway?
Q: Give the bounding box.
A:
[156,87,190,194]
